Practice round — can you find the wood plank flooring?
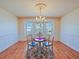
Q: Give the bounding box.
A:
[53,41,79,59]
[0,41,79,59]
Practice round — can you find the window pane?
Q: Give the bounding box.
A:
[46,22,52,34]
[27,28,31,31]
[26,22,32,28]
[25,21,53,36]
[26,22,33,35]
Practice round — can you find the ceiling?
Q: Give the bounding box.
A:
[0,0,79,17]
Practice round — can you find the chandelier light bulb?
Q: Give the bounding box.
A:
[35,2,47,22]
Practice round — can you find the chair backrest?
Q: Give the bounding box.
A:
[45,36,54,48]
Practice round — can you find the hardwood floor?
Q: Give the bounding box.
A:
[53,41,79,59]
[0,41,79,59]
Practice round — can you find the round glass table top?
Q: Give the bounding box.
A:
[34,37,45,42]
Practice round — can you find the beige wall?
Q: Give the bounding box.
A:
[17,18,26,41]
[54,18,61,41]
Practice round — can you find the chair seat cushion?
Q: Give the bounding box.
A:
[29,42,37,46]
[43,42,51,46]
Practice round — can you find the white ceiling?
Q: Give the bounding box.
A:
[0,0,79,17]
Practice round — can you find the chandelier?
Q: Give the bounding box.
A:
[35,2,47,21]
